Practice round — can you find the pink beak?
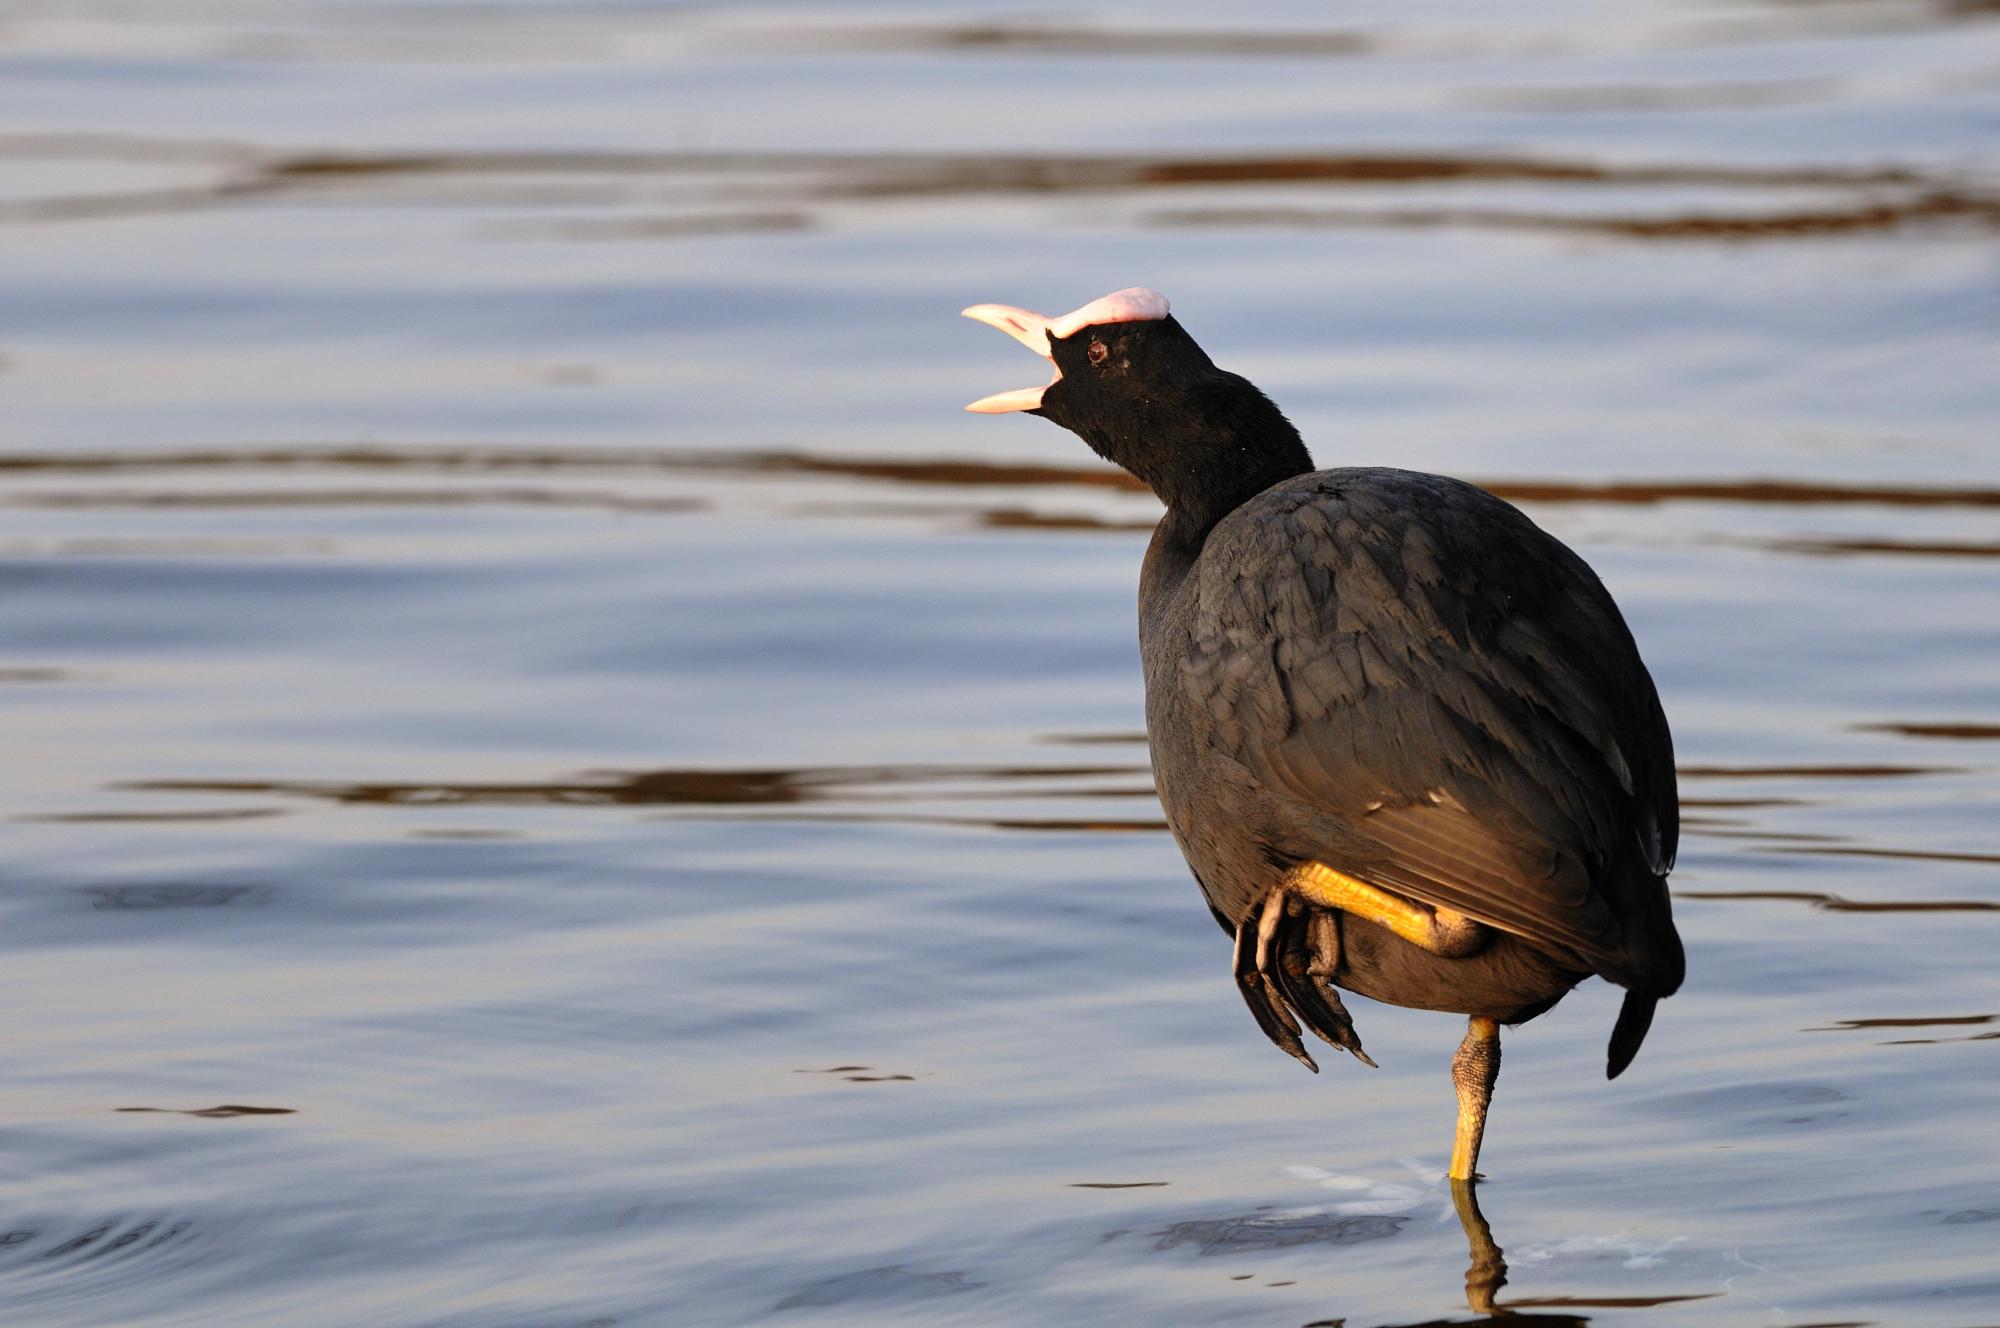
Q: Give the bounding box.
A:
[961,303,1058,414]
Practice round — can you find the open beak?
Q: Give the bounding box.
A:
[961,303,1057,413]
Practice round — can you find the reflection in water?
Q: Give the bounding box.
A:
[1855,721,2000,740]
[5,134,1993,246]
[1677,889,1999,912]
[1150,191,2000,241]
[732,5,2000,60]
[122,762,1149,807]
[793,1065,919,1083]
[114,1105,296,1119]
[115,751,1990,851]
[78,884,275,910]
[10,446,2000,511]
[1675,762,1960,778]
[742,22,1380,58]
[8,487,709,515]
[8,447,1998,570]
[1277,1180,1714,1325]
[18,808,284,823]
[1766,535,2000,559]
[1453,1179,1509,1314]
[0,667,71,683]
[1807,1013,1995,1030]
[481,211,814,241]
[1803,1013,2000,1046]
[1771,843,2000,865]
[1449,1182,1723,1320]
[686,811,1169,832]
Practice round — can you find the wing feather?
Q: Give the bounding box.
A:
[1177,470,1677,982]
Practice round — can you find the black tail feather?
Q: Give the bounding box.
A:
[1606,990,1657,1080]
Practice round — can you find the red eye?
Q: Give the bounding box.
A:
[1087,340,1109,365]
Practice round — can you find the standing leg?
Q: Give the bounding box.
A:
[1448,1016,1501,1181]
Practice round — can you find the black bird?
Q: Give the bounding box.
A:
[964,289,1683,1179]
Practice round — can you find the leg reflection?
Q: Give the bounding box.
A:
[1450,1177,1507,1314]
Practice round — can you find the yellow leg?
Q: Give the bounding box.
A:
[1284,861,1486,957]
[1448,1016,1501,1181]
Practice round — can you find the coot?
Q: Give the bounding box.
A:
[964,288,1683,1179]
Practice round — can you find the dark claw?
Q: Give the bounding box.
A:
[1233,898,1317,1072]
[1275,903,1377,1068]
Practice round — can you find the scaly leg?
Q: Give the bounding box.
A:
[1284,861,1487,957]
[1448,1016,1501,1181]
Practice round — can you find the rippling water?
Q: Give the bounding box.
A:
[4,3,1998,1325]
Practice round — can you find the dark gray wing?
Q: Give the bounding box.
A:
[1180,468,1678,989]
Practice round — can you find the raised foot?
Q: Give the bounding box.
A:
[1232,889,1376,1072]
[1285,860,1489,957]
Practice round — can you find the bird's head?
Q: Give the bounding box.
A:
[960,287,1196,447]
[962,287,1312,538]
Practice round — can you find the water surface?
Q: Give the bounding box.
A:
[3,3,1998,1325]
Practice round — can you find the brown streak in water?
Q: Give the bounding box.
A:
[1767,536,2000,559]
[1680,814,1753,830]
[1685,827,1850,844]
[1772,844,2000,866]
[738,24,1377,58]
[1464,77,1841,114]
[978,509,1158,532]
[0,135,1973,226]
[1479,478,2000,510]
[1672,768,1952,780]
[117,1105,296,1118]
[1854,722,2000,740]
[1503,1294,1722,1309]
[7,447,2000,512]
[739,9,2000,61]
[5,488,710,514]
[15,808,286,824]
[660,812,1171,833]
[478,211,814,241]
[1680,796,1810,808]
[0,446,1152,492]
[1678,890,1999,913]
[1069,1181,1171,1189]
[1807,1014,1996,1031]
[119,763,1151,808]
[2,537,340,557]
[0,667,72,683]
[660,451,1142,491]
[1877,1031,2000,1045]
[1148,191,2000,240]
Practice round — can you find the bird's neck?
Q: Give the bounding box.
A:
[1144,381,1315,551]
